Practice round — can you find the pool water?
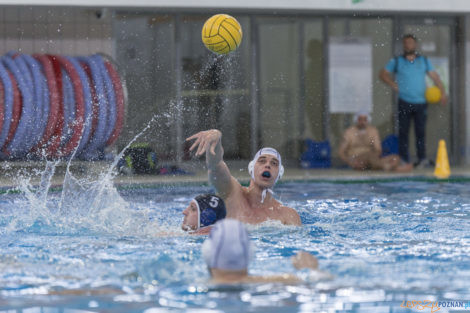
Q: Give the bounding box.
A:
[1,168,470,313]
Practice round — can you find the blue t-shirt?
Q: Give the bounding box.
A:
[385,55,434,104]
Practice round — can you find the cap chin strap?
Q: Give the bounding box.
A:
[191,199,201,230]
[261,188,274,203]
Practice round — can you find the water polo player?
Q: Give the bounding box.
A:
[182,194,227,235]
[202,219,318,284]
[186,129,301,225]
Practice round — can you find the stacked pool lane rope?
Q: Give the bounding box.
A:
[0,53,126,160]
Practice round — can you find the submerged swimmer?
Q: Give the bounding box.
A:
[182,194,226,235]
[186,129,301,225]
[203,219,318,284]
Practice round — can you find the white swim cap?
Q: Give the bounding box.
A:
[248,147,284,183]
[202,219,253,271]
[354,110,371,123]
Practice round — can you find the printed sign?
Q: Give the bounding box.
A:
[328,37,373,114]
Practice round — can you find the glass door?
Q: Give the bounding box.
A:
[327,17,394,164]
[257,17,323,160]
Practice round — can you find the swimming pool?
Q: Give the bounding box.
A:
[1,169,470,313]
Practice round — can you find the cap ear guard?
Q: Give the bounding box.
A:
[200,208,217,228]
[278,164,284,179]
[248,160,255,178]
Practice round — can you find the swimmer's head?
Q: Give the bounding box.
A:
[182,194,226,231]
[248,147,284,187]
[202,219,253,273]
[354,110,371,129]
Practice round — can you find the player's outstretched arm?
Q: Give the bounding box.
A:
[186,129,234,197]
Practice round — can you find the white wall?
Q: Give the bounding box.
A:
[0,0,470,13]
[0,6,113,57]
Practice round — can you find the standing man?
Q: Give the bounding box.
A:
[379,34,447,168]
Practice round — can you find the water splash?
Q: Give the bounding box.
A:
[1,116,166,237]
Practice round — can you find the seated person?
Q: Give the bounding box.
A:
[186,129,301,225]
[338,112,413,172]
[202,219,320,284]
[182,194,226,235]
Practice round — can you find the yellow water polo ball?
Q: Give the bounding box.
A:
[201,14,243,55]
[425,86,442,104]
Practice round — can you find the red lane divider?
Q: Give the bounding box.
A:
[45,55,64,158]
[53,55,85,158]
[0,53,126,160]
[33,54,60,153]
[80,61,99,148]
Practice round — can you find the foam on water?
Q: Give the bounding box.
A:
[2,166,470,311]
[0,116,170,237]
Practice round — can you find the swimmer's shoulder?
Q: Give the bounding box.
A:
[272,199,294,212]
[226,182,249,201]
[277,203,301,226]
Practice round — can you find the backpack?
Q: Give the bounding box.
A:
[118,143,158,174]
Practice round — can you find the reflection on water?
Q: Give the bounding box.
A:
[1,178,470,312]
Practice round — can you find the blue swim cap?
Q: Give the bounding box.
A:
[202,219,253,271]
[192,194,226,229]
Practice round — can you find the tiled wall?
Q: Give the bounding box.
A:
[0,6,113,57]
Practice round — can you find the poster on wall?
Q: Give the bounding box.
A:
[328,37,373,113]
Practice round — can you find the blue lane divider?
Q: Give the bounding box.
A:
[2,55,34,157]
[39,59,50,145]
[0,61,13,151]
[21,54,48,148]
[78,56,109,160]
[12,54,42,153]
[0,53,126,160]
[93,54,117,147]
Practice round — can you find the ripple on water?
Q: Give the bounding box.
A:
[1,179,470,311]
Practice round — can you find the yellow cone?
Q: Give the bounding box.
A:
[434,139,451,179]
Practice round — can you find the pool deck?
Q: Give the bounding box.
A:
[0,160,467,190]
